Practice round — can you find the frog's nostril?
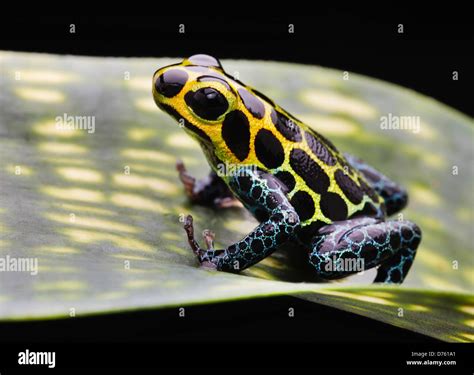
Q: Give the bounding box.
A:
[154,69,189,98]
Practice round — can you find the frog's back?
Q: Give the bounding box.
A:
[242,106,386,232]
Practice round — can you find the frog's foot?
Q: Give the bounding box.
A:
[176,160,239,208]
[183,215,220,269]
[308,217,421,284]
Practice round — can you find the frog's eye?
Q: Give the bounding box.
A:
[184,87,229,121]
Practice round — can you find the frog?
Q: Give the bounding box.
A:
[152,54,422,283]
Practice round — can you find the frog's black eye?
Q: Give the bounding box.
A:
[155,69,188,98]
[184,87,229,121]
[187,54,222,69]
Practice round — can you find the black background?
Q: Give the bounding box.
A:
[0,296,435,343]
[0,11,472,115]
[0,9,471,367]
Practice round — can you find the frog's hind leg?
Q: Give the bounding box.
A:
[344,153,408,216]
[308,218,421,283]
[176,160,241,208]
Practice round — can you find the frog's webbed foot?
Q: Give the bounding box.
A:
[176,160,241,208]
[183,215,220,269]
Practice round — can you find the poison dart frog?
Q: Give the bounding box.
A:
[152,54,422,283]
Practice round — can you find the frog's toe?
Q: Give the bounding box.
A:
[202,229,215,250]
[183,214,201,256]
[176,159,196,198]
[213,196,243,209]
[183,215,221,268]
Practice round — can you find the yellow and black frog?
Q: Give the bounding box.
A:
[152,54,421,283]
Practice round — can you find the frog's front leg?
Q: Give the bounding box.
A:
[344,153,408,216]
[308,217,421,283]
[183,169,301,272]
[176,160,241,208]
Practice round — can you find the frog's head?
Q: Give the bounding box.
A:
[153,54,271,163]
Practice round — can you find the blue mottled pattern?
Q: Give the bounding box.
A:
[180,157,422,284]
[308,217,421,283]
[200,168,301,272]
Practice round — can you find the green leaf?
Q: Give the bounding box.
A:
[0,52,472,342]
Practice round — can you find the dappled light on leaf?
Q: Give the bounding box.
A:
[15,87,65,103]
[301,89,377,119]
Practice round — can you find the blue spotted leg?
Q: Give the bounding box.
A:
[344,153,408,216]
[309,217,421,283]
[183,168,300,272]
